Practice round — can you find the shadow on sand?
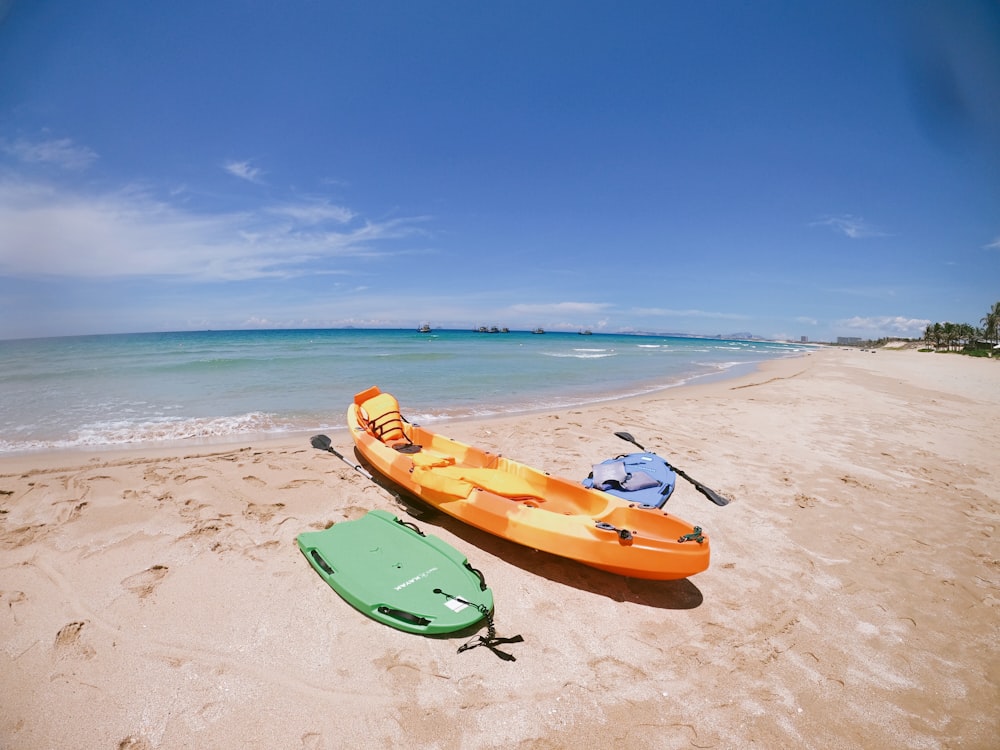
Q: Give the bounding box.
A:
[355,451,705,612]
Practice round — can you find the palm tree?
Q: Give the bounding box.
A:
[981,301,1000,346]
[941,322,958,351]
[959,323,977,350]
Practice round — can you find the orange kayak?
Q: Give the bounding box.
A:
[348,386,710,580]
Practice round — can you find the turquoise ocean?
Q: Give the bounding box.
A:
[0,329,811,454]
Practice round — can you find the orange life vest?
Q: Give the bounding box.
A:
[359,392,407,443]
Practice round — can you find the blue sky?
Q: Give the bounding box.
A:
[1,1,998,342]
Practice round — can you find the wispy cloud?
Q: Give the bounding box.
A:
[795,316,818,325]
[2,137,98,170]
[0,178,427,281]
[826,285,899,299]
[224,160,264,183]
[811,214,888,239]
[985,237,1000,250]
[631,307,748,320]
[267,200,356,225]
[839,315,930,335]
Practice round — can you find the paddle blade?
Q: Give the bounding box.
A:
[697,485,730,507]
[674,467,730,506]
[311,434,332,450]
[613,431,645,450]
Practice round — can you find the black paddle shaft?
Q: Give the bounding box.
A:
[613,431,730,507]
[311,434,374,479]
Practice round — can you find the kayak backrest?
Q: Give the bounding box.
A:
[358,392,407,443]
[591,459,628,489]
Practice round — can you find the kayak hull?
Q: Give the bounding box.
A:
[347,387,710,580]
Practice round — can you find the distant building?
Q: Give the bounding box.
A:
[837,337,863,346]
[800,336,808,343]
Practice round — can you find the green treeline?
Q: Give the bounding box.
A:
[922,300,1000,353]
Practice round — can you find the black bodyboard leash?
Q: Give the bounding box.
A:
[434,587,523,662]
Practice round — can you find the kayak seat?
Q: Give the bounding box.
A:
[410,451,456,469]
[583,453,677,509]
[423,465,544,501]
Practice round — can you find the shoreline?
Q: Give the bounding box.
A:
[0,330,812,457]
[0,350,804,469]
[2,346,997,748]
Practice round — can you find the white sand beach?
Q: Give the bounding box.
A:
[1,347,997,749]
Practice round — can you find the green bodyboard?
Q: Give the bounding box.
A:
[297,510,493,635]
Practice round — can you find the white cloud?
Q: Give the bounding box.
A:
[795,316,819,325]
[985,237,1000,250]
[224,160,264,183]
[2,137,98,170]
[811,214,887,239]
[0,178,427,281]
[839,315,931,335]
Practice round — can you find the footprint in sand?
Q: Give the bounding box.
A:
[182,519,230,540]
[3,523,47,550]
[54,621,83,646]
[118,736,152,750]
[121,565,169,599]
[124,487,174,504]
[840,474,874,490]
[175,474,208,484]
[142,467,171,484]
[588,655,646,691]
[305,519,337,531]
[373,650,426,688]
[1,590,27,622]
[197,701,224,723]
[795,493,818,508]
[56,500,88,524]
[243,502,285,523]
[156,655,187,669]
[279,478,324,490]
[301,732,326,750]
[54,620,95,659]
[242,475,266,487]
[341,505,371,521]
